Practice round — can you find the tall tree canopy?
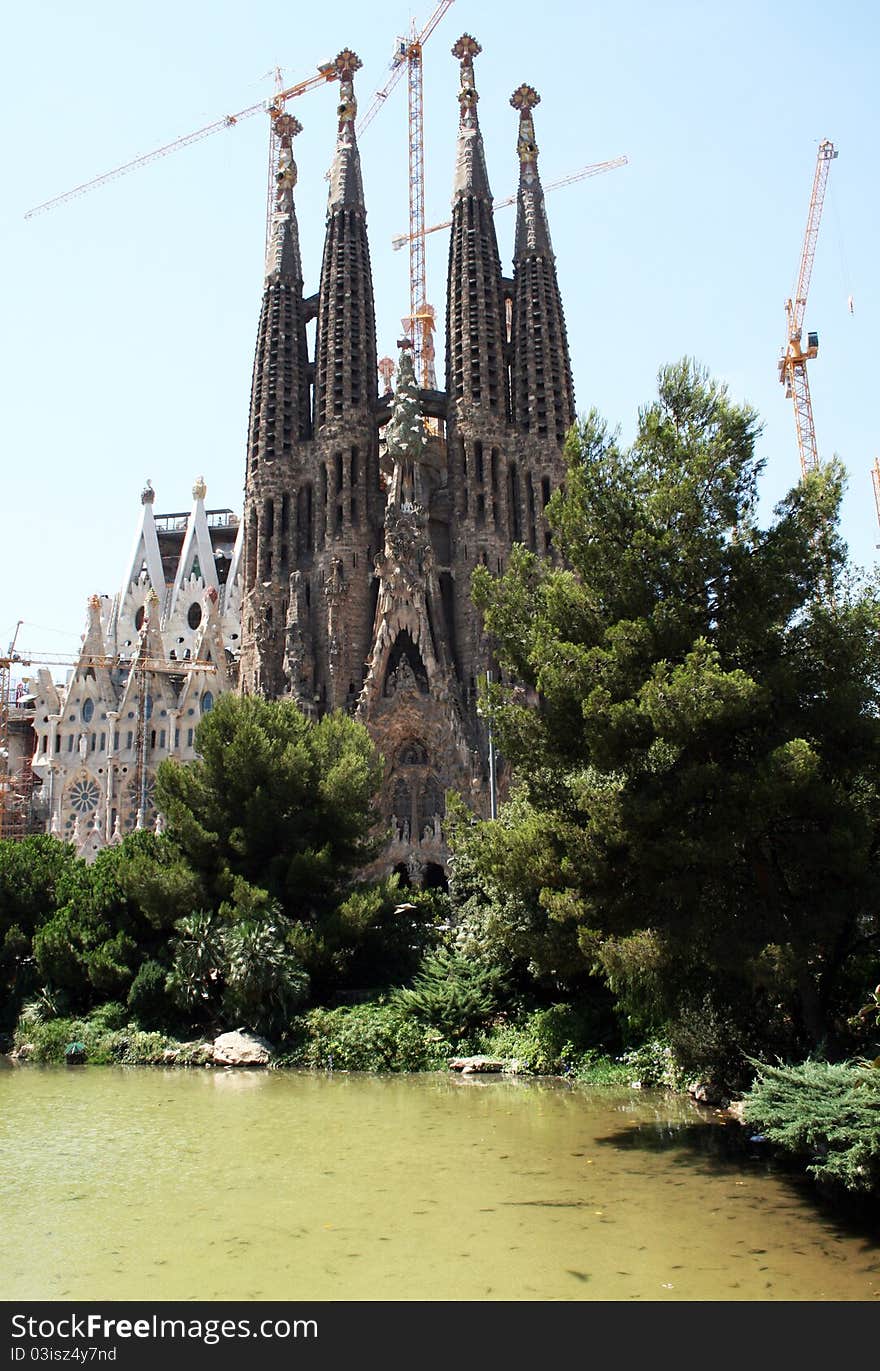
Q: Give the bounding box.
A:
[468,359,880,1066]
[155,693,384,916]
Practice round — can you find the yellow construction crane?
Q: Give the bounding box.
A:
[24,60,341,247]
[0,622,25,839]
[358,1,456,390]
[391,156,629,250]
[778,139,838,479]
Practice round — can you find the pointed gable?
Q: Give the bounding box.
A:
[121,480,165,602]
[167,476,219,617]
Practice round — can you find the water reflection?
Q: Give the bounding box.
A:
[1,1066,878,1301]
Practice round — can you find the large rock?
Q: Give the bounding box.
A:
[687,1080,729,1107]
[212,1029,274,1068]
[449,1055,507,1074]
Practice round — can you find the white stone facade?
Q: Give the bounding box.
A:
[28,479,242,860]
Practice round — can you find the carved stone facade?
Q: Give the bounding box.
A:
[239,37,575,884]
[27,481,242,860]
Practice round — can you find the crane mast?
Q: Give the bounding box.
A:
[0,622,24,839]
[778,139,837,478]
[359,1,455,390]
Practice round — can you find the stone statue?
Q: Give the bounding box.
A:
[401,817,410,843]
[383,346,426,509]
[396,655,416,693]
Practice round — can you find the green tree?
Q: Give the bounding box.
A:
[31,832,196,1012]
[393,945,505,1041]
[165,883,310,1038]
[155,694,383,916]
[0,834,79,1029]
[469,359,880,1070]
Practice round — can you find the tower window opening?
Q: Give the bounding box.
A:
[508,461,522,542]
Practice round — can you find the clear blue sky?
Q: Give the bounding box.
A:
[2,0,877,660]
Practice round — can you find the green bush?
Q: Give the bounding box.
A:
[14,1015,87,1063]
[13,1009,171,1065]
[479,1003,628,1078]
[615,1037,686,1089]
[127,960,174,1029]
[391,946,504,1040]
[282,1002,454,1072]
[743,1058,880,1194]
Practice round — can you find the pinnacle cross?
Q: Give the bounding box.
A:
[510,83,541,170]
[334,49,362,132]
[271,111,301,208]
[452,34,481,126]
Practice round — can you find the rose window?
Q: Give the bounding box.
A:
[68,778,100,814]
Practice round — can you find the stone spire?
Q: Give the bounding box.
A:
[327,49,366,211]
[445,36,508,417]
[246,112,311,472]
[239,113,312,699]
[450,33,492,202]
[265,112,305,282]
[314,49,377,428]
[509,84,574,445]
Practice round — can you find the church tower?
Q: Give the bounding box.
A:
[240,50,383,717]
[310,49,384,716]
[444,35,513,718]
[237,36,576,883]
[238,109,312,700]
[509,83,575,554]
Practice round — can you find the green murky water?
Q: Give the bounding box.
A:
[1,1063,878,1301]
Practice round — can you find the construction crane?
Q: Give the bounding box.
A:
[391,155,629,250]
[778,139,838,479]
[359,1,456,390]
[24,60,341,239]
[0,622,25,839]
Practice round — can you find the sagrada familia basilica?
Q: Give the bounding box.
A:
[27,35,574,883]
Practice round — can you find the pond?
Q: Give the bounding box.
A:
[1,1063,878,1301]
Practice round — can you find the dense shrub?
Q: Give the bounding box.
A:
[282,1002,454,1072]
[13,1009,171,1065]
[477,1004,599,1074]
[615,1038,686,1090]
[126,960,175,1029]
[743,1059,880,1193]
[475,1003,630,1082]
[391,946,505,1039]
